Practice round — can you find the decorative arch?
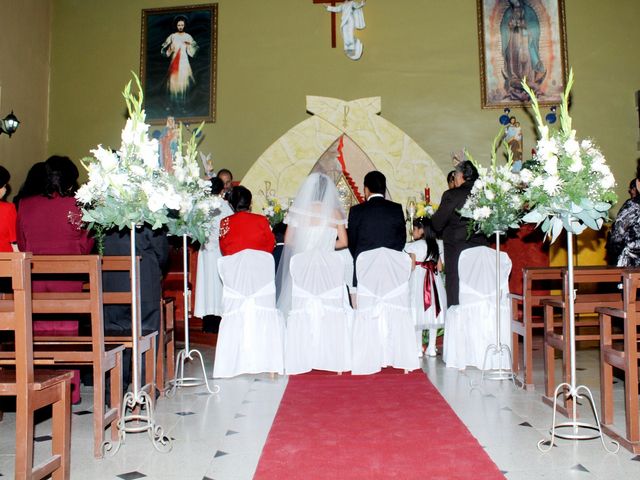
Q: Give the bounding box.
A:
[242,96,447,211]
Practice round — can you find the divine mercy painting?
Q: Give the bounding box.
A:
[140,4,218,124]
[477,0,567,108]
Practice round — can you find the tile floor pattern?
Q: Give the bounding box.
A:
[1,338,639,479]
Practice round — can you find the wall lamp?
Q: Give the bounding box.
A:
[0,111,20,137]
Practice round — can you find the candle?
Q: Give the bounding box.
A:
[424,187,431,204]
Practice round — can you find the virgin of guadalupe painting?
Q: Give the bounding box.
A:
[140,4,218,124]
[477,0,567,108]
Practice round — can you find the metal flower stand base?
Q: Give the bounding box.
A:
[167,235,219,396]
[537,231,618,453]
[103,224,172,455]
[481,231,516,384]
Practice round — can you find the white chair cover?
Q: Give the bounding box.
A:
[213,250,285,378]
[285,250,353,374]
[351,247,419,374]
[443,246,512,370]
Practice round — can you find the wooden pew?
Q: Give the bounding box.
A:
[0,252,72,479]
[157,297,175,394]
[100,256,159,396]
[541,266,626,415]
[597,271,640,453]
[0,255,124,459]
[510,267,563,389]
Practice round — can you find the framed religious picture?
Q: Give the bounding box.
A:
[477,0,568,109]
[140,4,217,124]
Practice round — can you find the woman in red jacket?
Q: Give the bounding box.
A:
[0,166,17,253]
[16,156,93,404]
[219,186,275,256]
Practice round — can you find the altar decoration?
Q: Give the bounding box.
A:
[460,132,524,237]
[416,200,437,219]
[241,97,448,216]
[77,77,173,233]
[163,125,222,244]
[520,70,617,243]
[76,74,174,454]
[457,130,523,384]
[260,181,289,227]
[520,69,619,453]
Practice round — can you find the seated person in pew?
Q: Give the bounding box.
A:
[16,156,94,404]
[102,225,169,392]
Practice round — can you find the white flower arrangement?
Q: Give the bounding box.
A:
[520,70,617,242]
[163,125,222,244]
[76,74,220,247]
[459,133,524,237]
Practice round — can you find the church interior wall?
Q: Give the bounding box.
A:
[0,0,51,196]
[1,0,638,211]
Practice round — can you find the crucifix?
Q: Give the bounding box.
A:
[313,0,345,48]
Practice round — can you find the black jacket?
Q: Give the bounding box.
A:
[347,196,406,283]
[431,181,488,305]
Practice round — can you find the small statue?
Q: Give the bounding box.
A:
[326,1,366,60]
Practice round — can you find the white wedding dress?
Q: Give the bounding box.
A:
[275,173,350,315]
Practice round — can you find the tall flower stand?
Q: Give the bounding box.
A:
[481,231,516,383]
[103,224,172,455]
[538,231,618,453]
[167,235,219,395]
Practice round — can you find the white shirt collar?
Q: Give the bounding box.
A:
[367,193,384,200]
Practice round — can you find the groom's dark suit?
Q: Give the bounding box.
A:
[347,195,406,285]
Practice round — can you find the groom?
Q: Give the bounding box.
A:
[347,171,406,286]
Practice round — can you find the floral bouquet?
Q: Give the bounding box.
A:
[76,74,220,247]
[76,76,173,235]
[262,196,288,227]
[163,125,221,244]
[416,201,438,219]
[459,132,524,237]
[519,70,617,243]
[259,181,288,227]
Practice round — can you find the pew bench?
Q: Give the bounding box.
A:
[510,266,563,390]
[597,271,640,453]
[0,252,72,479]
[541,266,627,416]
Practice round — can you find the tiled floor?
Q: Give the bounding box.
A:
[1,338,639,479]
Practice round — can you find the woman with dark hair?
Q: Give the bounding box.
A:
[13,162,47,209]
[194,176,234,333]
[0,165,18,252]
[16,155,92,404]
[607,169,640,266]
[431,160,488,305]
[405,217,447,357]
[219,186,275,256]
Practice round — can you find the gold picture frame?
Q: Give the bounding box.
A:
[477,0,568,109]
[140,3,218,124]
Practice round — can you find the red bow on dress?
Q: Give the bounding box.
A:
[417,260,441,317]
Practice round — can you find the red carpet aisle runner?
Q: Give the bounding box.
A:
[254,371,504,480]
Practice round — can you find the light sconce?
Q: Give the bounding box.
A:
[0,111,20,137]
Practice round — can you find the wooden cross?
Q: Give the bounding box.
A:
[313,0,347,48]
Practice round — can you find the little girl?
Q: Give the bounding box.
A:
[404,217,447,357]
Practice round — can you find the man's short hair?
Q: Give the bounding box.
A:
[364,171,386,195]
[217,168,233,180]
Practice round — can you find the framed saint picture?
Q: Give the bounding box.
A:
[140,4,218,124]
[477,0,568,109]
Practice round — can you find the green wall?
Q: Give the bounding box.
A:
[48,0,640,208]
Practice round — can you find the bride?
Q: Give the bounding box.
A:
[275,173,348,314]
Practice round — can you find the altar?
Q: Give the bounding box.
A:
[241,96,448,212]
